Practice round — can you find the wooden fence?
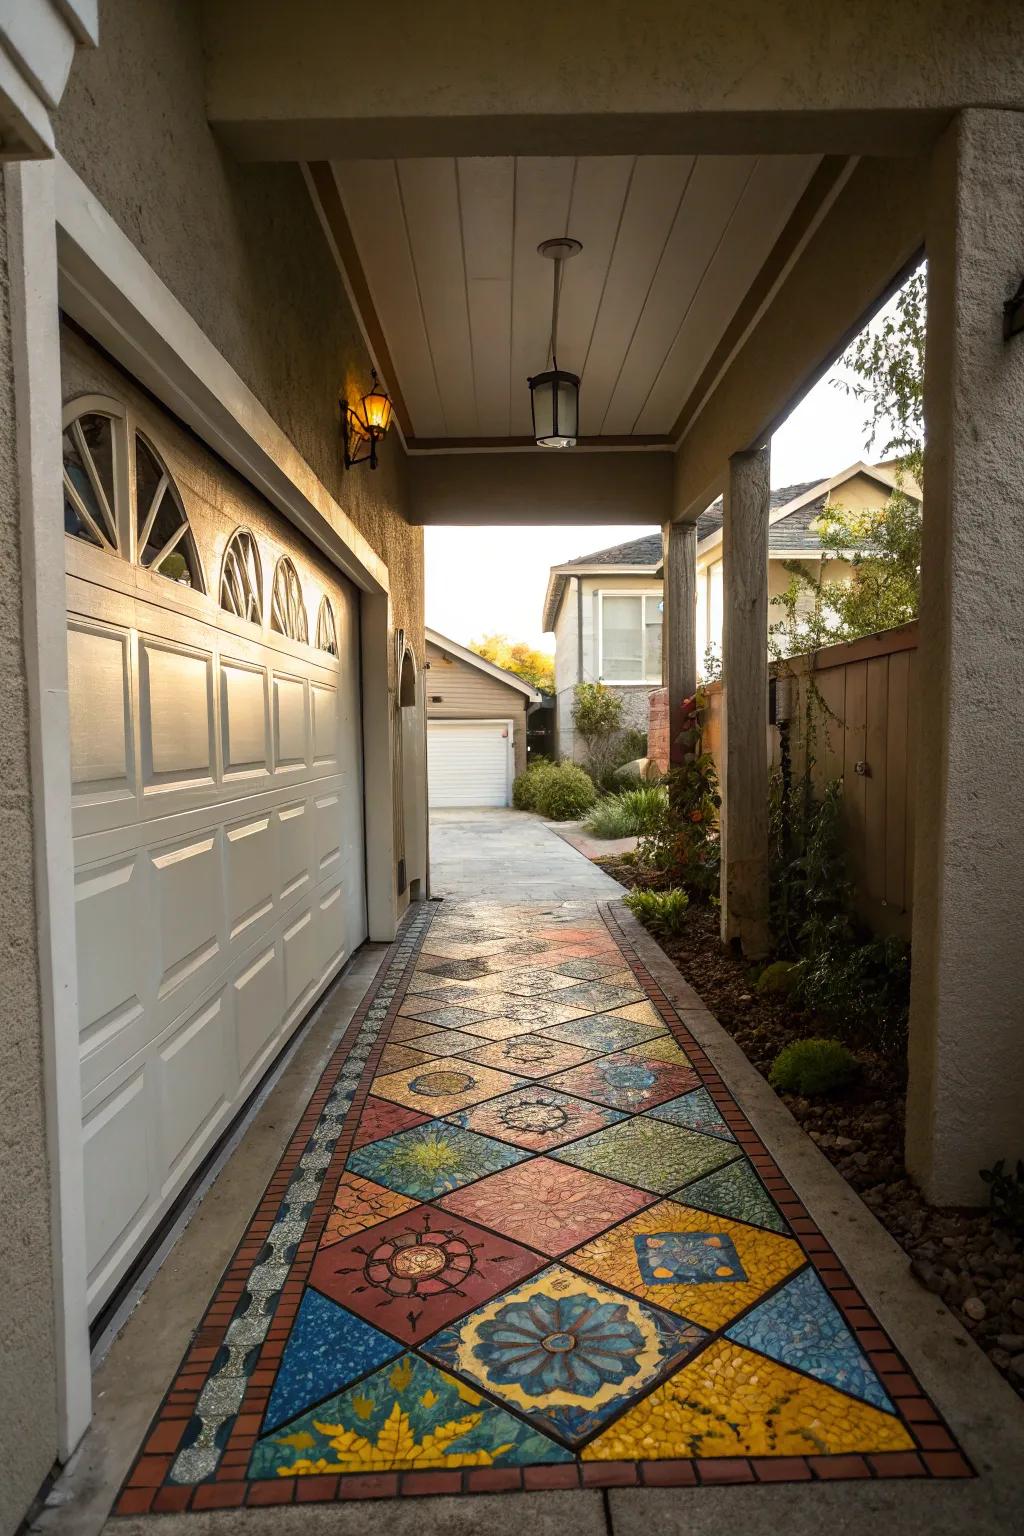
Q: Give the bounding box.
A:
[703,621,918,939]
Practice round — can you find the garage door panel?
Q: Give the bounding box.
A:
[317,882,345,976]
[235,943,284,1083]
[221,660,270,778]
[82,1066,153,1305]
[225,813,275,941]
[428,722,511,807]
[151,833,223,999]
[277,800,313,901]
[273,673,308,771]
[314,791,341,874]
[311,683,338,765]
[282,906,316,1015]
[141,639,215,788]
[75,855,147,1072]
[158,994,228,1192]
[68,622,134,801]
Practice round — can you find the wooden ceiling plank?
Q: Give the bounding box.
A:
[578,155,695,436]
[332,158,446,437]
[601,155,755,434]
[458,158,514,435]
[635,155,818,434]
[508,156,576,435]
[397,158,480,436]
[551,155,634,380]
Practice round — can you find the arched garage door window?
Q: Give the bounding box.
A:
[61,396,203,589]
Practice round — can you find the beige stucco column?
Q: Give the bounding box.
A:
[906,108,1024,1206]
[662,520,697,764]
[719,446,771,957]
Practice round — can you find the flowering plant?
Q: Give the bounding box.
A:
[636,688,720,899]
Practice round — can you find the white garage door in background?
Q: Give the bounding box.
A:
[428,720,513,807]
[64,395,367,1320]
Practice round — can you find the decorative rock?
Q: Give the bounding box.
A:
[963,1296,987,1322]
[997,1333,1024,1352]
[1009,1353,1024,1381]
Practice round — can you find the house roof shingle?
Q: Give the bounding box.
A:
[563,532,663,568]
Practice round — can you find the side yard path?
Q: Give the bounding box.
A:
[114,897,971,1518]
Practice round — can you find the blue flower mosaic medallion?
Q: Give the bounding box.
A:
[422,1264,707,1443]
[634,1230,748,1285]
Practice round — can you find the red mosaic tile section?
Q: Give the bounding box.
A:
[112,900,971,1516]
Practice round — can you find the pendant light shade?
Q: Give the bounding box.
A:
[528,366,580,447]
[529,237,582,448]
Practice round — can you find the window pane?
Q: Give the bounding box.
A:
[644,598,663,681]
[62,414,115,547]
[602,595,642,680]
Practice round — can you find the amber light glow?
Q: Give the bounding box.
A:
[343,367,394,469]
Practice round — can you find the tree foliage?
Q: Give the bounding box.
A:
[770,264,926,658]
[470,633,554,691]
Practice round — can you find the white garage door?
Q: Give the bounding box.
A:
[63,395,367,1319]
[428,721,512,807]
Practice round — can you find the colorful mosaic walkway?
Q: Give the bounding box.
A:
[116,900,969,1515]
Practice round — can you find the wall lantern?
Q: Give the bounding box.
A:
[343,368,394,469]
[528,237,582,447]
[1004,276,1024,341]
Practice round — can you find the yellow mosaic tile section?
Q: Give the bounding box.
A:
[568,1199,803,1330]
[582,1339,915,1460]
[624,1034,690,1066]
[370,1057,525,1115]
[608,1000,669,1031]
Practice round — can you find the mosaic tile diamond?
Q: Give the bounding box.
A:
[347,1121,527,1201]
[118,899,967,1515]
[309,1205,545,1342]
[422,1265,708,1444]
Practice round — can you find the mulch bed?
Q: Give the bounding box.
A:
[597,854,1024,1402]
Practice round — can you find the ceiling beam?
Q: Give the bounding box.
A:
[202,0,1024,161]
[407,447,674,526]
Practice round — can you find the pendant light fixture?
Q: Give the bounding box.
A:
[528,237,582,447]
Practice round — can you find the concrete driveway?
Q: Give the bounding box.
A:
[428,808,624,900]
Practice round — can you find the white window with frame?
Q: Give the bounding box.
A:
[597,590,663,684]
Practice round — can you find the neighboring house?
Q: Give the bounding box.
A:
[694,460,917,670]
[542,534,664,762]
[542,461,917,760]
[425,628,541,807]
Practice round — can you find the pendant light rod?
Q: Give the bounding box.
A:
[538,237,582,368]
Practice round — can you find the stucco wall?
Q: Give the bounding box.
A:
[55,0,422,670]
[0,175,59,1536]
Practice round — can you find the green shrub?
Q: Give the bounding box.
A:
[584,786,668,839]
[534,761,597,821]
[512,760,554,811]
[756,960,799,996]
[768,1038,859,1097]
[623,886,689,937]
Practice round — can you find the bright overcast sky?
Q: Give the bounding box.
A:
[425,352,882,653]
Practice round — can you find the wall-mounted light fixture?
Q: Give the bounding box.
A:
[528,237,582,447]
[1004,277,1024,341]
[342,368,394,469]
